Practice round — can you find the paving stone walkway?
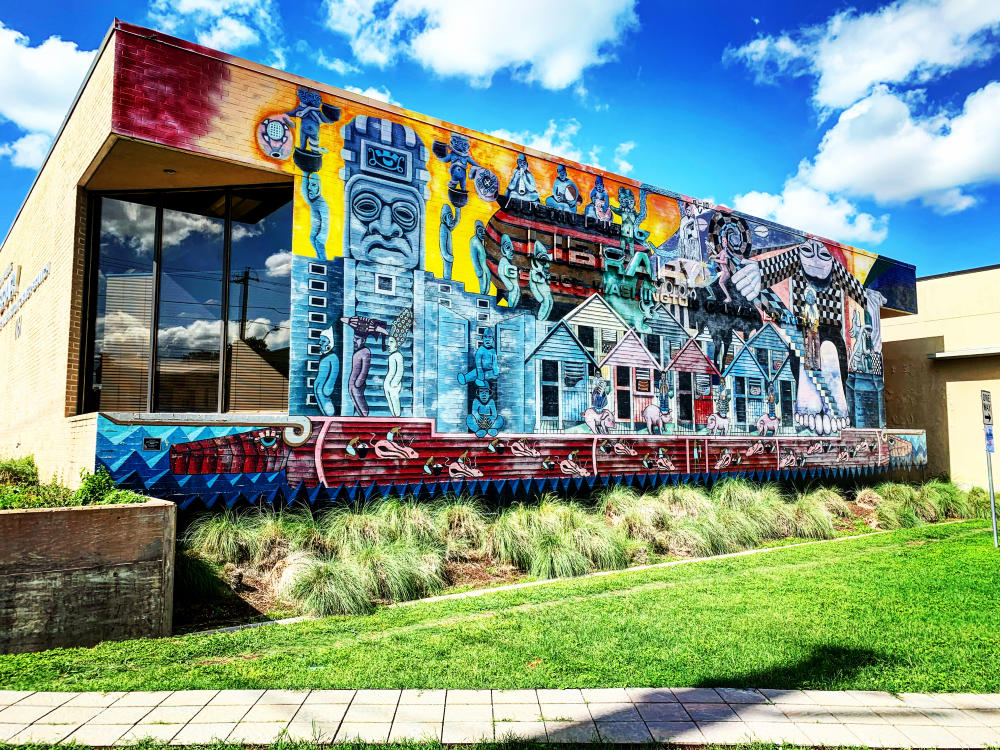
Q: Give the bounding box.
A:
[2,688,1000,747]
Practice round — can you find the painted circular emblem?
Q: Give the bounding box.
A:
[257,116,293,160]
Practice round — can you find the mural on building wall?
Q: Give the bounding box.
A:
[97,69,926,505]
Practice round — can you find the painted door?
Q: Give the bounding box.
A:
[694,374,713,426]
[615,366,631,423]
[434,305,470,432]
[677,371,694,429]
[779,380,794,427]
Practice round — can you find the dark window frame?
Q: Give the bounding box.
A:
[80,183,293,415]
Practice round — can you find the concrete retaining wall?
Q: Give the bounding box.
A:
[0,499,175,654]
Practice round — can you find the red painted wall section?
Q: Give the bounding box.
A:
[112,22,229,149]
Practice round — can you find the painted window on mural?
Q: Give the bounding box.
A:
[85,186,292,413]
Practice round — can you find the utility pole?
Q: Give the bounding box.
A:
[230,267,258,340]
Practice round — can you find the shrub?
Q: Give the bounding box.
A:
[174,548,229,601]
[184,510,259,563]
[528,529,589,579]
[919,480,970,519]
[73,467,116,505]
[967,487,993,520]
[0,455,39,486]
[289,555,375,616]
[0,482,74,511]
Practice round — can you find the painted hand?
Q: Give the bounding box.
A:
[732,261,762,300]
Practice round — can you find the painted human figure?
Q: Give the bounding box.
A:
[470,220,490,294]
[314,326,339,416]
[766,383,777,419]
[504,153,540,204]
[528,240,553,321]
[458,328,499,386]
[303,172,330,256]
[708,235,733,303]
[610,186,649,259]
[438,134,479,192]
[656,372,673,412]
[545,164,582,212]
[498,233,520,308]
[585,176,613,221]
[716,386,731,418]
[342,316,388,417]
[384,334,404,417]
[286,87,337,153]
[467,383,504,437]
[732,239,871,435]
[802,286,821,369]
[439,203,460,280]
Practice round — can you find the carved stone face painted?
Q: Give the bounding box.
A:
[500,234,514,260]
[348,181,421,268]
[594,176,605,192]
[475,220,486,241]
[516,153,528,170]
[799,240,834,282]
[440,204,454,223]
[476,387,492,404]
[556,164,567,180]
[306,173,322,201]
[320,333,334,354]
[482,329,495,349]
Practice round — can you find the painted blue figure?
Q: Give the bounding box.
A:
[529,240,553,321]
[591,377,609,411]
[437,134,479,192]
[286,87,337,153]
[504,153,540,204]
[439,203,460,280]
[458,328,499,386]
[545,164,582,212]
[467,383,504,437]
[302,172,330,256]
[470,220,490,294]
[585,175,613,221]
[767,383,777,419]
[611,186,650,259]
[498,233,520,308]
[314,326,339,416]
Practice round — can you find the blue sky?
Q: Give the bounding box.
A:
[1,0,998,276]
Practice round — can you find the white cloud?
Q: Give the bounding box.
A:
[161,211,224,249]
[316,50,360,74]
[149,0,287,67]
[490,119,584,162]
[800,82,1000,213]
[0,132,52,169]
[196,16,260,51]
[264,250,292,278]
[322,0,639,89]
[0,22,94,170]
[613,141,635,175]
[725,0,1000,110]
[343,85,399,105]
[734,181,889,245]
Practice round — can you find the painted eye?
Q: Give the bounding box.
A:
[259,436,277,448]
[352,191,382,221]
[392,201,418,231]
[801,244,815,258]
[818,247,832,261]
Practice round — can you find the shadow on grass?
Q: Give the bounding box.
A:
[693,643,895,691]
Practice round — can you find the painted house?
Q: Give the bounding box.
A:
[666,339,722,430]
[722,343,770,430]
[598,328,662,428]
[525,321,599,432]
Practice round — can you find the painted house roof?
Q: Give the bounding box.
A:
[745,321,789,353]
[666,338,721,376]
[771,353,795,382]
[562,293,631,332]
[647,305,690,343]
[525,320,601,368]
[598,328,662,370]
[723,342,770,380]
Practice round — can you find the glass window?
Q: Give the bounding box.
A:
[86,186,293,414]
[226,188,292,411]
[155,199,225,412]
[90,199,156,410]
[540,360,559,419]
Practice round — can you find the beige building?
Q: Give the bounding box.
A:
[882,264,1000,487]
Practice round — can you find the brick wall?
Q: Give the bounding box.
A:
[0,40,114,486]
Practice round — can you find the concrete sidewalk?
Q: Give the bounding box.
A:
[2,687,999,747]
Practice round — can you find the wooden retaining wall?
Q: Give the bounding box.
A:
[0,499,175,654]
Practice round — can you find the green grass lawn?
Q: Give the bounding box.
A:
[2,521,998,694]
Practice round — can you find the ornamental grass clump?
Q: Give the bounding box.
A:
[787,492,837,539]
[184,510,260,564]
[289,555,375,616]
[919,479,970,519]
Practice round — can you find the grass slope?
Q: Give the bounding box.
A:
[2,521,998,693]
